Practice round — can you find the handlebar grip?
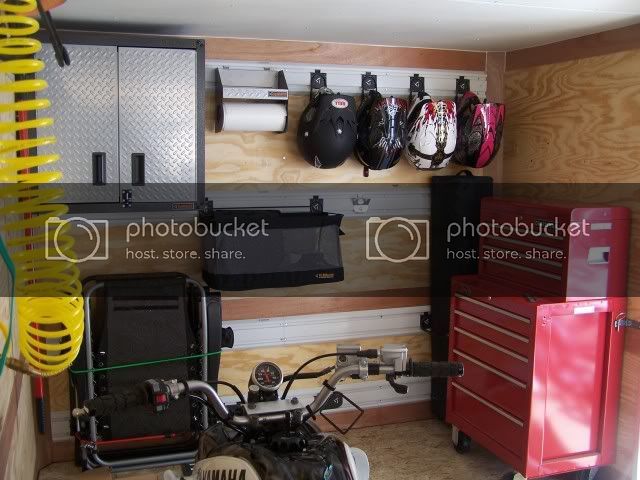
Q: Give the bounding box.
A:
[408,361,464,378]
[83,385,149,417]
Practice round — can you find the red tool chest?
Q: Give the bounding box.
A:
[446,198,630,479]
[478,197,630,300]
[446,275,626,479]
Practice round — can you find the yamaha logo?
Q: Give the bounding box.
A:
[331,98,349,109]
[198,469,247,480]
[194,456,261,480]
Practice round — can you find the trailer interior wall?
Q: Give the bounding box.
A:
[0,72,43,480]
[504,23,640,480]
[41,39,502,462]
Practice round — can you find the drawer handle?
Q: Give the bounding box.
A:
[131,153,145,186]
[453,349,527,389]
[452,382,524,427]
[455,294,530,324]
[484,257,562,280]
[454,327,529,363]
[454,310,529,344]
[92,152,106,186]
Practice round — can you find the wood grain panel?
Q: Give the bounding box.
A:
[206,38,486,71]
[503,48,640,480]
[217,333,429,396]
[221,289,428,320]
[503,50,640,184]
[507,23,640,71]
[316,400,431,432]
[206,94,473,183]
[483,51,506,183]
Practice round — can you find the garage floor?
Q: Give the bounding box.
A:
[39,420,511,480]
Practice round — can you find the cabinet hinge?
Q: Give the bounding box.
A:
[615,314,640,331]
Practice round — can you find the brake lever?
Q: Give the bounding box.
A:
[386,374,408,395]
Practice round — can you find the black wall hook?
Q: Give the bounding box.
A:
[361,72,377,96]
[309,69,327,100]
[456,76,470,97]
[410,74,425,94]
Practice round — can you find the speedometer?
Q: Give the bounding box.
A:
[251,361,283,391]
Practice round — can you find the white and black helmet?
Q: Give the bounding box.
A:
[405,93,457,170]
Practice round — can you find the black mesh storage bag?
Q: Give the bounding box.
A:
[202,210,344,291]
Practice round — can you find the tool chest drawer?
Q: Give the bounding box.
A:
[446,275,626,478]
[478,197,630,299]
[453,326,530,382]
[452,307,530,357]
[450,381,525,457]
[451,349,528,419]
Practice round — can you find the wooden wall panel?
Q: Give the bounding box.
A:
[217,333,429,396]
[483,51,506,183]
[206,37,486,71]
[503,49,640,480]
[205,94,472,183]
[507,23,640,71]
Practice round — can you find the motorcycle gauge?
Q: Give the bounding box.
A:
[251,361,283,392]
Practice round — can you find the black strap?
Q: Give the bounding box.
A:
[305,405,316,420]
[322,380,336,392]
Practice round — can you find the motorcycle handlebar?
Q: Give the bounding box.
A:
[406,360,464,378]
[73,358,465,424]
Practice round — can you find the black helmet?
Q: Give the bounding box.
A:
[297,88,357,169]
[355,91,408,170]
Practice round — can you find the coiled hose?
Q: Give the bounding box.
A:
[0,0,83,377]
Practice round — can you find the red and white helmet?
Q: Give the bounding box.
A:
[405,93,457,170]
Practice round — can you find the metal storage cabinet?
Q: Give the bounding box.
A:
[36,32,204,212]
[36,44,120,204]
[478,198,630,300]
[118,47,197,204]
[446,275,625,479]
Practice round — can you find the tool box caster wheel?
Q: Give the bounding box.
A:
[499,473,525,480]
[573,468,599,480]
[452,426,471,454]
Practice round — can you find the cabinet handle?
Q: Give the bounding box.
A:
[131,153,145,186]
[92,152,106,186]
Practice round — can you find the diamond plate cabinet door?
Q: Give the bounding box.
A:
[118,47,197,203]
[36,44,120,204]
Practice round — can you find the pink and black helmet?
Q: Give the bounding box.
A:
[452,92,505,168]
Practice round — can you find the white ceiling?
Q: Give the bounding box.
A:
[52,0,640,51]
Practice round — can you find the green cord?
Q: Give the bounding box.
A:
[69,350,222,375]
[0,235,16,377]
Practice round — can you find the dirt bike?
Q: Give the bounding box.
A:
[73,344,464,480]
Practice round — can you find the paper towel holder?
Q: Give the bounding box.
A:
[214,67,289,133]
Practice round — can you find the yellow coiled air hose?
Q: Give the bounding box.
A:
[0,0,83,377]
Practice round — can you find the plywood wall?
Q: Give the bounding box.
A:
[503,48,640,480]
[42,47,497,460]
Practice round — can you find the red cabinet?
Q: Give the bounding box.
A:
[478,197,630,300]
[446,197,630,478]
[446,276,626,478]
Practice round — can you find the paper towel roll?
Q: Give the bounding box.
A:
[221,103,287,132]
